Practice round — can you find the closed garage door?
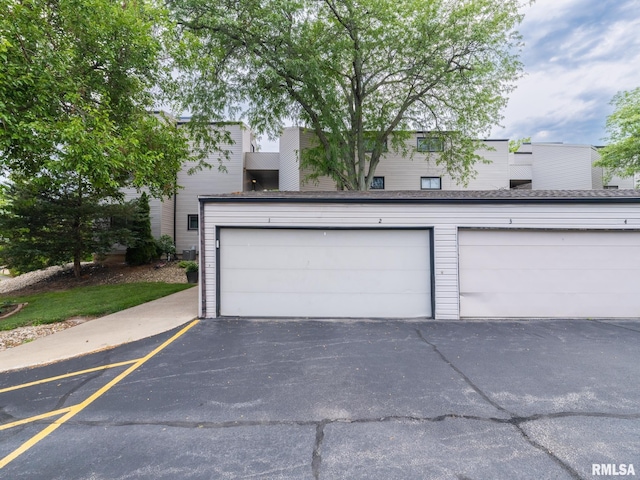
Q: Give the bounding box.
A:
[459,230,640,318]
[219,228,432,318]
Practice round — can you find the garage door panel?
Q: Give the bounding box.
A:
[222,245,429,271]
[221,268,429,295]
[222,292,429,318]
[220,228,432,318]
[462,269,638,294]
[462,293,640,318]
[222,229,429,247]
[459,230,640,247]
[461,245,640,270]
[459,230,640,318]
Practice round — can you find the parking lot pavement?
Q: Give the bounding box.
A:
[1,319,639,479]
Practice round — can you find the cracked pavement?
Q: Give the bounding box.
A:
[1,319,639,479]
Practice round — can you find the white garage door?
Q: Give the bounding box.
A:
[219,228,432,318]
[459,230,640,318]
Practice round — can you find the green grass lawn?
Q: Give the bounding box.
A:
[0,283,194,331]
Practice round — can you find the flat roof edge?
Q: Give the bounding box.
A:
[199,196,640,205]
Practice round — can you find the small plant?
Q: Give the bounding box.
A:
[179,260,198,273]
[156,235,176,261]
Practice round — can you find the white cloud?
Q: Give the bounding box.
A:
[494,0,640,144]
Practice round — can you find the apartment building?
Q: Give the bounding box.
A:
[126,124,635,253]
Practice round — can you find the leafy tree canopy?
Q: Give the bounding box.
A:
[0,0,222,199]
[596,87,640,183]
[509,137,531,153]
[169,0,526,190]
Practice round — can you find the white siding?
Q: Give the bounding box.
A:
[160,196,174,239]
[298,129,338,191]
[245,152,280,170]
[280,128,509,191]
[200,200,640,319]
[606,174,636,189]
[532,144,594,190]
[279,128,302,191]
[433,226,459,320]
[372,138,509,191]
[175,124,247,252]
[510,165,532,181]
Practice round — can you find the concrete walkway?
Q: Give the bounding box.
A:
[0,286,198,372]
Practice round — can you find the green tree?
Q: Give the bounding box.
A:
[0,0,208,197]
[0,0,229,275]
[596,87,640,183]
[170,0,525,190]
[0,174,135,277]
[509,137,532,153]
[125,193,157,266]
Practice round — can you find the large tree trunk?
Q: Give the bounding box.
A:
[73,251,82,278]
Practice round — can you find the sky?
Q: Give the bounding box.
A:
[259,0,640,151]
[490,0,640,145]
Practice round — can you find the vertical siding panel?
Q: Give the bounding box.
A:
[434,226,460,320]
[175,124,246,252]
[279,128,302,191]
[532,144,593,190]
[160,196,175,239]
[298,129,338,191]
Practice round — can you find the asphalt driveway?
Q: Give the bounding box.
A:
[1,318,639,479]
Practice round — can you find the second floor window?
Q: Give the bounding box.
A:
[370,177,385,189]
[421,177,441,190]
[417,137,444,152]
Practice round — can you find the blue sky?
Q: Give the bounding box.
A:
[490,0,640,145]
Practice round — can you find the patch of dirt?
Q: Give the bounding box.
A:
[0,261,189,351]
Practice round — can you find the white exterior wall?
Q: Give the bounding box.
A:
[200,200,640,319]
[175,124,248,253]
[279,128,509,191]
[606,174,636,189]
[532,144,595,190]
[373,138,509,191]
[160,196,174,239]
[279,128,302,191]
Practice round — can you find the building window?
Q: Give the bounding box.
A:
[417,137,444,152]
[421,177,441,190]
[187,214,199,230]
[604,185,618,189]
[363,138,388,153]
[370,177,385,189]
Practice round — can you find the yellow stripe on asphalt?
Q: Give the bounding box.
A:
[0,319,199,470]
[0,407,74,432]
[0,359,142,394]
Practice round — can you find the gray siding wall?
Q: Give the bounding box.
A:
[281,128,509,191]
[245,152,280,170]
[175,124,247,253]
[373,138,509,191]
[200,201,640,319]
[279,128,302,191]
[532,144,594,190]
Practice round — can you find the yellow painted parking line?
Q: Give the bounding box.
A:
[0,319,199,470]
[0,359,142,394]
[0,407,74,432]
